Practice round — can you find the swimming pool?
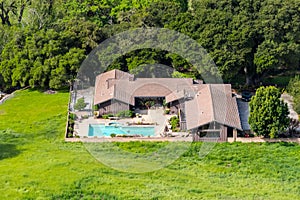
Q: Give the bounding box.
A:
[88,124,155,137]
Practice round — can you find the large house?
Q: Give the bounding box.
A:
[94,69,242,141]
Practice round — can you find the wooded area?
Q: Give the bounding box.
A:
[0,0,299,91]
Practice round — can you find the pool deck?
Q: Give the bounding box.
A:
[73,108,178,138]
[71,114,192,142]
[74,108,180,140]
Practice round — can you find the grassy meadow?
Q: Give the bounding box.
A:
[0,90,300,199]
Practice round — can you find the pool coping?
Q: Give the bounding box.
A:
[74,116,169,138]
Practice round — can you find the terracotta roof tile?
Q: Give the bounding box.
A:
[185,84,242,130]
[94,70,242,130]
[95,70,196,105]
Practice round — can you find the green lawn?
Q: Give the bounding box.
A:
[1,90,300,199]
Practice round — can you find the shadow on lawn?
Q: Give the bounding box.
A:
[27,87,70,93]
[0,143,20,160]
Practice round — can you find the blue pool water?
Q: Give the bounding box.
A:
[88,124,155,137]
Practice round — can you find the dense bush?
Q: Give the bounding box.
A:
[67,112,77,138]
[102,114,114,119]
[116,110,134,118]
[69,113,77,120]
[249,86,289,138]
[74,97,86,111]
[170,116,180,132]
[164,108,170,114]
[110,133,116,138]
[93,104,99,111]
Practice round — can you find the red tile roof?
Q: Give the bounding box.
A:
[185,84,242,130]
[94,69,242,130]
[94,69,194,105]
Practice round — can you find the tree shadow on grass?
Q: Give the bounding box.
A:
[0,143,21,160]
[27,87,70,93]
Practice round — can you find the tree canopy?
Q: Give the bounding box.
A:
[0,0,299,91]
[249,86,289,138]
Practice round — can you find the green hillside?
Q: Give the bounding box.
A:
[0,90,300,199]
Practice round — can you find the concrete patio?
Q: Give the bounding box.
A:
[73,107,181,138]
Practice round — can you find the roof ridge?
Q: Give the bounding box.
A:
[208,84,216,122]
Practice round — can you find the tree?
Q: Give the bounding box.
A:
[1,0,300,92]
[249,86,289,138]
[0,0,34,26]
[167,0,300,85]
[0,0,17,26]
[144,100,155,110]
[74,97,86,111]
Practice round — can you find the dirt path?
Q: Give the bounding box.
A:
[0,93,14,105]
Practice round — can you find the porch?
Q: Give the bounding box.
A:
[192,122,238,142]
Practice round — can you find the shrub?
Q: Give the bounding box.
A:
[69,119,74,125]
[116,110,134,118]
[287,75,300,97]
[110,133,116,138]
[69,113,77,120]
[101,114,114,119]
[146,101,155,109]
[102,114,109,119]
[67,133,73,138]
[163,99,167,108]
[93,105,99,111]
[74,97,86,110]
[170,116,180,132]
[94,111,99,117]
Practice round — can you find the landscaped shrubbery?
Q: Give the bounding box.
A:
[110,133,116,138]
[170,116,180,132]
[102,114,114,119]
[164,108,170,114]
[93,104,99,111]
[66,113,77,138]
[74,97,86,111]
[102,110,134,119]
[116,110,134,118]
